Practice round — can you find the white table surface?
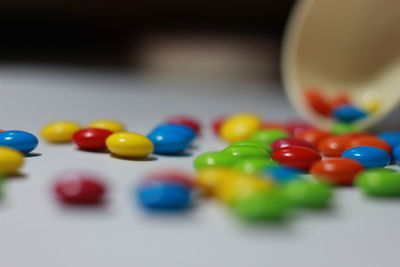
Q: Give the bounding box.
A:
[1,65,399,267]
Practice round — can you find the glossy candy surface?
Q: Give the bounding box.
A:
[332,105,367,122]
[393,145,400,163]
[342,146,391,169]
[310,158,364,185]
[41,121,81,143]
[376,131,400,148]
[296,128,332,147]
[147,130,189,155]
[272,146,321,170]
[0,130,38,154]
[331,123,363,135]
[88,119,125,132]
[346,136,391,153]
[283,180,333,208]
[250,129,289,145]
[165,115,201,134]
[106,132,154,158]
[222,145,270,160]
[72,128,113,151]
[271,137,314,151]
[54,172,106,204]
[264,166,302,183]
[0,147,24,175]
[194,152,237,170]
[234,159,277,174]
[355,168,400,196]
[304,88,332,117]
[220,113,261,143]
[317,135,351,157]
[230,140,272,153]
[152,124,196,144]
[142,170,194,189]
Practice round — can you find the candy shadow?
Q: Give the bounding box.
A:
[111,154,158,161]
[25,152,42,157]
[75,148,109,154]
[7,172,27,179]
[56,199,113,215]
[155,152,193,157]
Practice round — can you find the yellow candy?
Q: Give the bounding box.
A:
[0,146,24,175]
[41,121,81,143]
[106,132,154,158]
[88,119,125,132]
[195,168,237,195]
[361,91,380,113]
[215,173,273,204]
[220,113,261,143]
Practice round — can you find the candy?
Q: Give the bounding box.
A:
[376,131,400,148]
[137,182,191,210]
[195,168,236,195]
[106,132,154,158]
[331,123,363,135]
[296,128,332,147]
[355,168,400,196]
[211,115,227,136]
[271,146,321,170]
[0,130,38,154]
[231,190,289,220]
[152,124,196,144]
[194,152,237,170]
[234,159,278,174]
[165,115,201,134]
[331,92,351,109]
[332,105,367,122]
[0,147,24,175]
[316,135,351,157]
[147,130,189,155]
[393,145,400,163]
[220,113,261,142]
[222,145,270,160]
[250,129,289,145]
[87,119,125,132]
[310,158,364,185]
[346,136,391,153]
[271,137,314,151]
[342,146,391,169]
[142,169,194,189]
[264,166,302,183]
[282,180,333,208]
[285,120,313,136]
[304,88,332,117]
[72,128,113,151]
[230,140,272,153]
[41,121,81,143]
[54,172,106,204]
[261,121,286,130]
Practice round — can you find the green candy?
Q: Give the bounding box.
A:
[282,179,333,208]
[194,152,238,170]
[355,168,400,196]
[331,122,363,135]
[222,145,270,160]
[234,158,278,174]
[250,129,289,144]
[231,140,272,153]
[232,190,290,221]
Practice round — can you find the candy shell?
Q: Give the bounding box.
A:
[355,168,400,196]
[272,146,321,171]
[342,146,391,169]
[282,180,333,208]
[220,113,261,143]
[72,128,113,151]
[0,130,38,154]
[250,129,289,145]
[317,135,351,157]
[346,136,391,153]
[310,158,364,185]
[194,152,237,170]
[271,137,314,151]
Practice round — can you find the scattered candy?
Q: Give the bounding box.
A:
[346,136,391,153]
[250,129,289,145]
[72,128,113,151]
[332,105,367,123]
[355,168,400,196]
[282,180,333,208]
[264,166,302,183]
[393,145,400,163]
[41,121,81,143]
[376,131,400,149]
[310,158,364,185]
[271,137,314,151]
[0,130,38,154]
[230,140,272,153]
[317,135,351,157]
[272,146,321,171]
[342,146,391,169]
[165,115,201,135]
[222,145,270,160]
[147,130,190,155]
[106,132,154,158]
[331,122,363,135]
[194,152,237,170]
[142,169,194,189]
[195,168,236,195]
[0,146,24,175]
[87,119,125,133]
[234,158,278,174]
[151,124,196,144]
[296,128,332,147]
[220,113,261,143]
[304,88,332,117]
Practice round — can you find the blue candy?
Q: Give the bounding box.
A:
[333,105,367,123]
[152,124,196,143]
[147,131,189,155]
[137,182,191,210]
[0,130,38,154]
[264,166,302,183]
[377,131,400,148]
[341,146,390,168]
[392,145,400,163]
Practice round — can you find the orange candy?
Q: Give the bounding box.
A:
[296,128,332,147]
[317,135,351,157]
[346,136,392,153]
[310,158,364,186]
[304,88,332,117]
[261,121,286,130]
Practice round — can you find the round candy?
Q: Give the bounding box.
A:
[283,180,333,208]
[230,140,272,153]
[234,158,278,174]
[41,121,81,143]
[147,130,189,155]
[285,120,313,136]
[195,168,236,195]
[137,182,191,210]
[88,119,125,132]
[355,168,400,196]
[222,145,270,160]
[271,146,321,171]
[211,115,227,136]
[250,129,289,145]
[106,132,154,158]
[346,136,391,153]
[220,113,261,143]
[310,158,364,185]
[332,105,367,123]
[316,135,351,157]
[54,172,106,204]
[376,131,400,148]
[393,145,400,163]
[271,137,314,151]
[0,147,24,175]
[152,124,196,144]
[331,123,363,135]
[193,152,237,170]
[341,146,391,169]
[72,128,113,151]
[165,115,201,134]
[0,130,38,154]
[296,128,332,147]
[264,166,302,183]
[231,190,289,221]
[304,88,332,117]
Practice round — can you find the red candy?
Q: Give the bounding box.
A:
[54,172,106,204]
[271,137,314,151]
[142,169,194,188]
[304,88,332,117]
[72,128,113,151]
[272,146,322,170]
[310,158,364,186]
[166,116,201,134]
[346,136,392,153]
[317,135,351,157]
[296,128,332,147]
[212,115,227,135]
[331,92,351,109]
[285,120,313,136]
